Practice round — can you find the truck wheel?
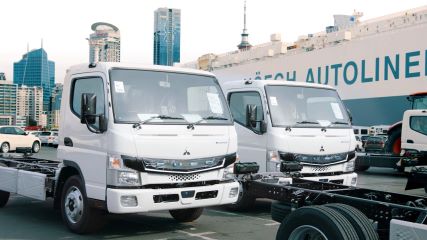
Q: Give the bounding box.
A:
[61,175,106,234]
[386,129,401,155]
[325,203,379,240]
[169,208,204,222]
[276,206,358,240]
[32,141,41,153]
[1,142,9,153]
[0,163,10,208]
[271,201,292,223]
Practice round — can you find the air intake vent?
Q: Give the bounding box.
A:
[169,173,200,182]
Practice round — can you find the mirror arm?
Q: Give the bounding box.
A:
[83,113,105,134]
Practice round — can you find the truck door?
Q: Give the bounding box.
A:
[59,73,108,200]
[402,110,427,152]
[228,90,268,172]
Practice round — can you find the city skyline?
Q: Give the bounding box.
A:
[1,0,426,83]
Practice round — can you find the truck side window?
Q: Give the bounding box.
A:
[229,91,264,133]
[71,77,105,128]
[410,116,427,135]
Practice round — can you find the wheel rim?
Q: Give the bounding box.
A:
[33,143,40,152]
[2,143,9,153]
[64,186,84,224]
[289,225,328,240]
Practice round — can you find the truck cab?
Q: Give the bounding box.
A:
[0,63,240,234]
[222,80,357,207]
[401,109,427,155]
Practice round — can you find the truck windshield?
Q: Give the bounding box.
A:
[110,69,232,125]
[412,96,427,109]
[265,85,350,128]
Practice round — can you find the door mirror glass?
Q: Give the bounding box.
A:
[81,93,97,125]
[246,104,258,128]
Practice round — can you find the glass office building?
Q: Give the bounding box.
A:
[13,48,55,111]
[153,8,181,66]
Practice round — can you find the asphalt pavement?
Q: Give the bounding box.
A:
[0,147,425,240]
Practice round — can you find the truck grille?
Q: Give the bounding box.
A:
[169,173,200,182]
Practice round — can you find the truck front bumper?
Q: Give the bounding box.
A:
[303,172,358,186]
[106,181,239,214]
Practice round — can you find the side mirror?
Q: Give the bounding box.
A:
[246,104,258,128]
[81,93,97,124]
[260,121,267,134]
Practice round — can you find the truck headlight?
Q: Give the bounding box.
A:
[222,164,235,180]
[118,171,140,185]
[107,155,141,187]
[345,159,355,172]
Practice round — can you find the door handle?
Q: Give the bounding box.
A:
[407,139,414,144]
[64,137,73,147]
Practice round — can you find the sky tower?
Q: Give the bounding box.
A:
[237,0,252,50]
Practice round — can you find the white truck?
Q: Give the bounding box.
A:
[221,80,358,209]
[0,63,240,233]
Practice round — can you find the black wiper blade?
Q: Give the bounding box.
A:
[203,116,228,121]
[133,115,184,128]
[187,116,229,129]
[295,121,319,125]
[330,121,349,125]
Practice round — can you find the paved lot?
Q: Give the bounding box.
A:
[0,147,425,239]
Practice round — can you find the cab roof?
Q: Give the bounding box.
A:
[66,62,216,78]
[221,80,336,91]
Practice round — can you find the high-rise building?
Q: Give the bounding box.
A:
[0,80,17,125]
[17,86,43,124]
[49,83,63,128]
[0,72,6,81]
[153,8,181,66]
[13,48,55,111]
[88,22,121,63]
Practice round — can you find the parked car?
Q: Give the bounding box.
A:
[361,135,370,148]
[0,126,41,153]
[38,131,55,145]
[51,131,59,148]
[364,136,387,153]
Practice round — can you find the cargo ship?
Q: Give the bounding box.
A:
[181,6,427,126]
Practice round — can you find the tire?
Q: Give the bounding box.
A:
[355,164,370,172]
[0,162,10,208]
[276,206,358,240]
[61,175,106,234]
[424,185,427,194]
[0,142,10,153]
[32,141,41,153]
[325,203,379,240]
[169,208,204,222]
[386,129,401,155]
[271,201,292,223]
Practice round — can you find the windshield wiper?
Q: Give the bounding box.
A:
[133,115,184,129]
[295,121,319,125]
[329,121,349,126]
[187,116,229,129]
